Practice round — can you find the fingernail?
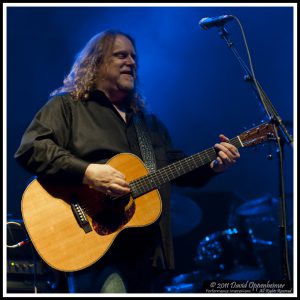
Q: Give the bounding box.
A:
[213,159,218,167]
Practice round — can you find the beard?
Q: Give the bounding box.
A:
[96,73,136,102]
[117,75,135,91]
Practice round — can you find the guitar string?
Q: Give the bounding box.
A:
[80,125,269,201]
[82,130,264,209]
[80,137,239,222]
[131,149,214,194]
[83,127,269,208]
[130,137,242,196]
[131,137,241,194]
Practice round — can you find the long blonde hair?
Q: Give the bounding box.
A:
[50,30,145,112]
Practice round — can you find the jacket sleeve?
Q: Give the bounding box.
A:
[14,95,89,183]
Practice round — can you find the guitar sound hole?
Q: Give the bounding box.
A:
[92,201,135,235]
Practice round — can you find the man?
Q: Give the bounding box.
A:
[15,30,240,293]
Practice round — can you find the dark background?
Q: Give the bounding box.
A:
[5,5,295,288]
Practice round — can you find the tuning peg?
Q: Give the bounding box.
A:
[267,154,272,160]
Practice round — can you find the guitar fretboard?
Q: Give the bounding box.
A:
[130,136,242,198]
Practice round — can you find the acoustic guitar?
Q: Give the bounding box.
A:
[21,122,276,272]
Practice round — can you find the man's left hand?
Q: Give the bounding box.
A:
[210,134,240,173]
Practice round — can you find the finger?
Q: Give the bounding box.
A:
[215,143,240,159]
[113,177,130,188]
[221,144,240,160]
[221,142,240,155]
[211,157,224,172]
[107,165,126,179]
[109,183,131,195]
[213,157,224,168]
[218,150,232,164]
[219,134,230,142]
[113,170,126,180]
[215,143,235,160]
[213,159,218,168]
[219,141,239,152]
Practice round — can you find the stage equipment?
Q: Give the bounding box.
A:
[199,14,293,284]
[6,219,64,293]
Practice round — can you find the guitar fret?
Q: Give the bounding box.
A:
[204,149,212,162]
[191,156,198,169]
[133,145,223,197]
[131,126,268,198]
[132,150,213,197]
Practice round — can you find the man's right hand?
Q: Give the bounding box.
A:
[83,164,130,198]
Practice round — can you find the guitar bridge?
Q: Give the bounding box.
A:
[70,194,92,233]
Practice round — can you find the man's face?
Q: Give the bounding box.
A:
[97,35,137,99]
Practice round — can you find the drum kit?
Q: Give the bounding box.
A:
[165,194,293,293]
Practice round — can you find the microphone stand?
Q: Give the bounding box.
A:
[217,26,293,286]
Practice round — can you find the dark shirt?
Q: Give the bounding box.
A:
[15,90,216,269]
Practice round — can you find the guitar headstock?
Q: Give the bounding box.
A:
[239,122,277,148]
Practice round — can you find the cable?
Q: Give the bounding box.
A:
[7,221,38,293]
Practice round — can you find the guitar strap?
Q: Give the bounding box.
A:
[133,113,157,174]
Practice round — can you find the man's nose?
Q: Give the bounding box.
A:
[125,55,136,65]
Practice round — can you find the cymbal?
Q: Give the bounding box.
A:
[171,193,202,237]
[236,195,278,216]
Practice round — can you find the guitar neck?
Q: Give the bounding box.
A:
[130,136,243,198]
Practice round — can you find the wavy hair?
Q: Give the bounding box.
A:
[50,30,145,112]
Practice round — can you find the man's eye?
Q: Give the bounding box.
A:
[115,53,126,58]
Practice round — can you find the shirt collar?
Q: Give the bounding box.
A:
[90,89,134,123]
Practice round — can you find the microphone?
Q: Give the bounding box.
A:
[199,15,234,30]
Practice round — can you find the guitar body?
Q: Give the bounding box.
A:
[21,153,162,272]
